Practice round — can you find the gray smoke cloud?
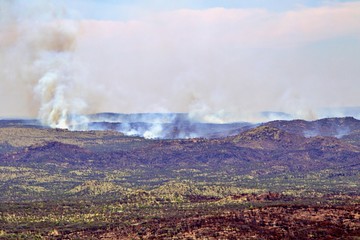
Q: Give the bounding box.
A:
[74,3,360,122]
[1,1,360,136]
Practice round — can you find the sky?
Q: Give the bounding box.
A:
[60,0,356,19]
[0,0,360,123]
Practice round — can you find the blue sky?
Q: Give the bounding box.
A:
[62,0,358,20]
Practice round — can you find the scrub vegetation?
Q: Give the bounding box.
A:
[0,117,359,239]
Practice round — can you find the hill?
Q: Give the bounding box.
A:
[264,117,360,138]
[0,116,359,239]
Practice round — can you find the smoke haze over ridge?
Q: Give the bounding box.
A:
[1,0,360,124]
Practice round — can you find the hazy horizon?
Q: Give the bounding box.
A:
[1,0,360,125]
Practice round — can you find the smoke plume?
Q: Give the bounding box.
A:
[1,1,360,137]
[74,3,360,122]
[0,0,87,128]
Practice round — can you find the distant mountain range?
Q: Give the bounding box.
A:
[1,116,359,170]
[1,112,360,140]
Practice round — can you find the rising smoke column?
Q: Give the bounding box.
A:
[34,20,81,129]
[0,1,87,129]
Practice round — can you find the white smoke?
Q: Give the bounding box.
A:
[1,1,360,138]
[0,0,88,129]
[74,3,360,123]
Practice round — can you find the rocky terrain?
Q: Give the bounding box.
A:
[0,116,359,239]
